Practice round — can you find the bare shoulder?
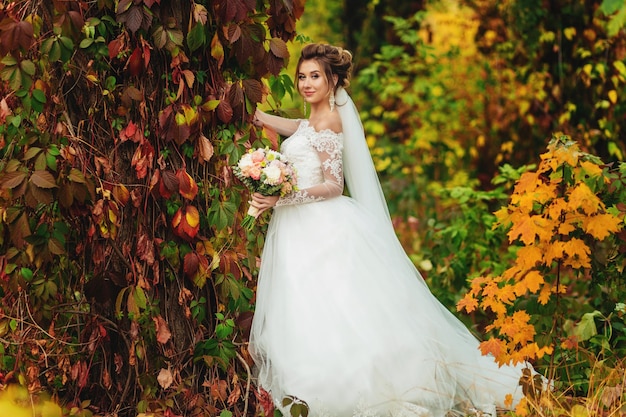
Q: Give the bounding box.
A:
[310,112,342,135]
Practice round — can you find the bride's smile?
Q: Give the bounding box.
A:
[298,60,335,108]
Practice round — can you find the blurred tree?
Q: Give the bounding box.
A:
[342,0,426,69]
[463,0,626,173]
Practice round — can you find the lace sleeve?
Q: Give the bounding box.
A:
[275,130,344,206]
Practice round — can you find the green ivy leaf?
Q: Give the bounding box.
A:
[187,22,206,52]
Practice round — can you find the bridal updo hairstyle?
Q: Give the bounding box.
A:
[296,43,353,94]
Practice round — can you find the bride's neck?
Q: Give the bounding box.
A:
[308,103,331,123]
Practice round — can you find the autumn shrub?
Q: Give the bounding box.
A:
[458,134,626,410]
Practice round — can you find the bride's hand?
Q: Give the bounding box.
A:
[253,109,265,128]
[250,193,279,216]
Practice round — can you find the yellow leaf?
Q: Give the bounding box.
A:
[579,160,603,178]
[457,292,478,313]
[537,344,554,358]
[534,182,557,204]
[482,281,500,298]
[481,294,507,315]
[558,221,576,235]
[534,215,554,243]
[513,172,540,195]
[513,280,528,297]
[563,27,576,40]
[523,270,544,293]
[508,215,538,245]
[479,338,506,361]
[562,237,591,268]
[547,198,568,220]
[516,246,543,270]
[582,213,623,240]
[185,205,200,228]
[538,283,552,304]
[571,404,589,417]
[608,89,617,104]
[567,182,602,214]
[515,397,530,417]
[553,144,580,167]
[497,284,516,305]
[544,240,566,264]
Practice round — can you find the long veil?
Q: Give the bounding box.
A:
[336,87,530,409]
[336,87,393,228]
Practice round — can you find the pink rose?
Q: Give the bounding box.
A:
[249,166,261,180]
[251,149,265,163]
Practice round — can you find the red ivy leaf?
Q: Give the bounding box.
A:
[176,168,198,200]
[269,37,289,59]
[183,251,199,277]
[242,78,263,104]
[127,46,144,76]
[0,19,34,52]
[160,170,179,198]
[216,100,233,123]
[153,315,172,344]
[0,171,28,189]
[30,170,57,188]
[198,134,214,163]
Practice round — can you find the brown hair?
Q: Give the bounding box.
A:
[295,43,353,94]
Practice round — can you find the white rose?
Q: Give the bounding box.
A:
[238,154,254,170]
[262,164,282,185]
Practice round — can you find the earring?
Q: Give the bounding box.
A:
[329,90,335,112]
[303,100,307,116]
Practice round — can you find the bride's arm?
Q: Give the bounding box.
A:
[254,109,300,136]
[250,131,344,215]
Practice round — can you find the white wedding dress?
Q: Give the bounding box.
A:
[249,92,529,417]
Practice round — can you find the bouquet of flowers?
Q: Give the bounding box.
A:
[233,147,297,230]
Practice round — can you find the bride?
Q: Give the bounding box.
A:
[248,43,530,417]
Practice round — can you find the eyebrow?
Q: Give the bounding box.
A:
[298,70,321,75]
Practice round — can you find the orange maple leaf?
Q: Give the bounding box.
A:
[538,283,552,305]
[544,240,565,265]
[479,338,506,362]
[536,344,554,358]
[579,160,603,178]
[457,293,478,313]
[494,206,513,228]
[513,171,541,195]
[508,215,538,245]
[511,190,537,214]
[547,197,568,220]
[516,245,543,271]
[515,397,530,417]
[497,284,516,305]
[522,270,544,294]
[567,182,603,215]
[553,144,580,167]
[482,281,500,298]
[533,182,557,205]
[582,213,623,240]
[562,238,591,269]
[481,295,507,315]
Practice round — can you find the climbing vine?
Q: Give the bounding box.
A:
[0,0,303,415]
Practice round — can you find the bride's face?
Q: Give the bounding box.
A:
[298,60,333,106]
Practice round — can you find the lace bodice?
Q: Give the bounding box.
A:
[275,120,344,207]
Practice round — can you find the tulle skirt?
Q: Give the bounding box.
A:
[249,196,527,417]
